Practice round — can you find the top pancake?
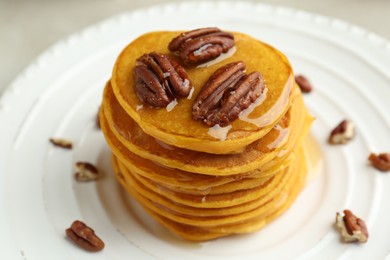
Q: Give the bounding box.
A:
[111,31,294,154]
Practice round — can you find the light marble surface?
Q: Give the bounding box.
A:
[1,0,390,95]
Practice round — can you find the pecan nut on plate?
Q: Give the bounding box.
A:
[192,61,265,127]
[335,210,368,243]
[295,74,313,93]
[168,27,235,64]
[49,138,73,149]
[368,152,390,172]
[328,119,355,144]
[66,220,105,252]
[134,52,192,107]
[74,162,99,182]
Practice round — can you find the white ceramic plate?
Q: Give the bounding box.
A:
[1,1,390,259]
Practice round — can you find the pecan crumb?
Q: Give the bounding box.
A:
[295,75,313,93]
[335,210,368,243]
[49,138,73,149]
[75,162,99,182]
[328,120,355,144]
[66,220,105,252]
[368,152,390,172]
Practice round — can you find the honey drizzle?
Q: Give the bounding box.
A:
[303,133,324,183]
[239,75,294,128]
[267,124,290,150]
[196,46,237,68]
[207,124,232,141]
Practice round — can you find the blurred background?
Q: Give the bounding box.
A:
[1,0,389,94]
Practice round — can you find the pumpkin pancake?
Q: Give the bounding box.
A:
[111,31,294,154]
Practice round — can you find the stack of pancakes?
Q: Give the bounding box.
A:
[99,31,313,241]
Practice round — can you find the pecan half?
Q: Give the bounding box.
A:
[66,220,105,252]
[295,74,313,93]
[168,27,235,64]
[50,138,73,149]
[75,162,99,182]
[192,61,265,127]
[134,52,192,107]
[368,152,390,172]
[328,119,355,144]
[335,210,368,243]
